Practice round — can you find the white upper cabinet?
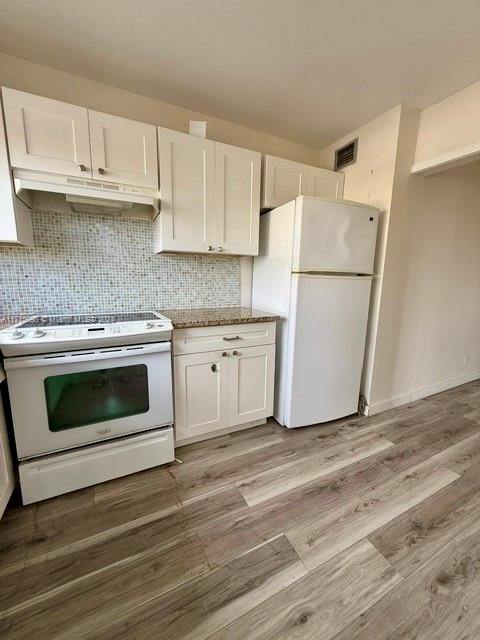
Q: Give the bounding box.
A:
[156,127,215,253]
[155,129,261,256]
[262,155,308,209]
[307,165,345,199]
[2,88,92,178]
[2,88,159,190]
[214,142,261,255]
[262,154,344,209]
[88,111,158,188]
[0,100,33,246]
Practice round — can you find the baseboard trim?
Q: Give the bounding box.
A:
[366,370,480,416]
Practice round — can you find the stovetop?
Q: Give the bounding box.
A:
[20,312,162,328]
[0,311,173,357]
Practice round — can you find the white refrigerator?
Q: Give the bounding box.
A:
[252,196,379,428]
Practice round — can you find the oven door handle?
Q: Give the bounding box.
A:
[4,341,171,370]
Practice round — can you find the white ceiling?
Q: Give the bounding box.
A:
[1,0,480,148]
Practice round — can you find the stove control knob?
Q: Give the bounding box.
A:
[146,321,154,329]
[33,328,46,338]
[12,329,24,340]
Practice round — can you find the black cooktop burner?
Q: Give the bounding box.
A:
[20,312,160,328]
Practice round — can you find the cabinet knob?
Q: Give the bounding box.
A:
[217,246,224,252]
[78,164,87,172]
[222,352,228,357]
[211,363,217,372]
[232,350,239,356]
[97,167,106,175]
[207,245,213,251]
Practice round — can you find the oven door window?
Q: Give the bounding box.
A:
[44,364,149,431]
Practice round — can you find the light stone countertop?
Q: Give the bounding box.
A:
[159,306,280,329]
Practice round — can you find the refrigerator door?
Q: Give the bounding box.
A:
[292,197,378,274]
[283,274,372,428]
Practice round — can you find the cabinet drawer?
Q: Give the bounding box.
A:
[173,322,276,356]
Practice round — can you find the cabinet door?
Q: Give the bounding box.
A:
[174,350,229,443]
[2,88,91,178]
[214,142,261,255]
[307,166,344,199]
[88,111,158,188]
[0,383,14,518]
[156,127,215,253]
[0,102,33,246]
[262,155,309,209]
[228,344,275,426]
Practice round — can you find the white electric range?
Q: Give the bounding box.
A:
[0,312,175,504]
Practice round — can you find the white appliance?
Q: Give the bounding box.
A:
[252,196,379,428]
[13,169,160,217]
[0,312,174,503]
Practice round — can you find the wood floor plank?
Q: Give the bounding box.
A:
[0,534,210,640]
[428,429,480,475]
[286,462,459,570]
[93,465,175,503]
[176,424,284,469]
[173,427,348,500]
[236,432,394,507]
[368,471,480,577]
[0,509,188,617]
[194,456,395,566]
[1,380,479,640]
[333,516,480,640]
[207,539,402,640]
[0,481,181,574]
[427,380,480,408]
[338,399,435,440]
[79,535,307,640]
[379,415,478,473]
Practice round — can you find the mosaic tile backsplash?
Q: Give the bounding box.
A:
[0,210,241,315]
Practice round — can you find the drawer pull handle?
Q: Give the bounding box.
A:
[223,336,240,341]
[211,363,217,372]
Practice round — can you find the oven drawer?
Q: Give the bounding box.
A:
[173,322,276,356]
[19,427,174,504]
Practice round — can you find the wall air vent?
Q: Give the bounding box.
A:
[334,138,358,170]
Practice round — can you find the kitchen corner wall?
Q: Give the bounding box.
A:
[0,210,241,315]
[320,104,480,414]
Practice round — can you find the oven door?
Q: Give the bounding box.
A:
[5,342,173,459]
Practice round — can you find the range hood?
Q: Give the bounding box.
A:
[12,169,160,217]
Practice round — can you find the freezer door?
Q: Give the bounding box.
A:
[292,197,378,274]
[283,274,372,427]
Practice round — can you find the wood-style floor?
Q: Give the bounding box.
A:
[1,380,480,639]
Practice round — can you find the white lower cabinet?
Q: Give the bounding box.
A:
[173,323,276,444]
[228,344,275,426]
[174,350,230,440]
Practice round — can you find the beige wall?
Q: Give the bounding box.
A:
[318,106,403,404]
[415,79,480,164]
[371,159,480,410]
[321,104,480,413]
[0,52,320,164]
